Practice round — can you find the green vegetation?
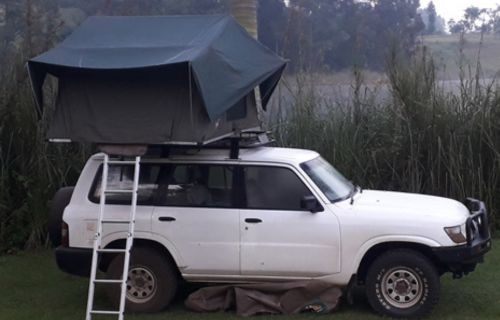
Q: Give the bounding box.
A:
[1,239,499,319]
[316,33,500,83]
[1,1,427,72]
[1,2,500,253]
[0,0,98,254]
[0,47,88,252]
[423,33,500,78]
[273,48,500,231]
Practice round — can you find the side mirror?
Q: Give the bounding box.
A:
[301,195,323,213]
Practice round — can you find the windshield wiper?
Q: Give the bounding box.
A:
[349,184,363,205]
[349,184,357,205]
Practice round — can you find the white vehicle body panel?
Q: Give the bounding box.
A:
[63,147,472,286]
[152,206,240,275]
[64,156,153,248]
[240,207,341,277]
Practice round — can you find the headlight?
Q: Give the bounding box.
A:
[444,224,467,244]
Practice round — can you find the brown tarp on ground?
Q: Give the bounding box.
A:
[185,281,342,316]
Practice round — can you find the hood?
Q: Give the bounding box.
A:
[345,190,470,226]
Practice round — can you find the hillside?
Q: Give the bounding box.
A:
[423,34,500,79]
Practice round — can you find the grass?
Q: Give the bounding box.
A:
[283,34,500,85]
[1,240,499,320]
[284,70,387,86]
[423,33,500,79]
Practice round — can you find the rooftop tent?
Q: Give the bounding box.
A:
[28,15,286,144]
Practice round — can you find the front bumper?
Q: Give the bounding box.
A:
[55,246,92,277]
[432,198,492,277]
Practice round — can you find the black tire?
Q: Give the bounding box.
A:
[48,187,74,247]
[106,247,178,313]
[365,249,440,318]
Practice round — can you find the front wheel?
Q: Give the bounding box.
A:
[366,249,440,318]
[106,247,178,313]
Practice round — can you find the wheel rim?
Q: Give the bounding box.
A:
[381,267,423,309]
[126,266,157,303]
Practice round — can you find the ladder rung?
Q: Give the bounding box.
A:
[97,248,127,253]
[91,310,121,315]
[86,154,140,320]
[105,189,134,194]
[107,160,137,165]
[101,219,132,224]
[94,279,124,284]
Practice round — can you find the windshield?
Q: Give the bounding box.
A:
[300,156,354,202]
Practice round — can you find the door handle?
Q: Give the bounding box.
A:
[159,216,176,222]
[245,218,262,224]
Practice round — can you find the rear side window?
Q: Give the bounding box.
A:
[243,166,313,211]
[157,164,235,208]
[90,164,160,205]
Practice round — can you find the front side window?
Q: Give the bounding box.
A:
[90,164,160,205]
[243,166,313,211]
[158,164,234,208]
[300,157,353,202]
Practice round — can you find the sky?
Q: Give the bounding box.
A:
[421,0,500,22]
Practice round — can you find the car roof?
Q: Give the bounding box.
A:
[91,147,319,166]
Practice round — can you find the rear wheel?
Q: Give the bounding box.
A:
[106,247,178,313]
[366,249,440,318]
[48,187,74,246]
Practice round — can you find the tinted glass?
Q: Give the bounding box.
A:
[158,164,234,208]
[243,166,313,210]
[90,164,160,205]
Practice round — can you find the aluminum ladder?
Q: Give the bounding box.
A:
[85,154,141,320]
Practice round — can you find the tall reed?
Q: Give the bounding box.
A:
[0,3,88,253]
[1,6,499,253]
[273,47,500,231]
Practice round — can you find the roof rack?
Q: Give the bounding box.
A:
[97,131,274,159]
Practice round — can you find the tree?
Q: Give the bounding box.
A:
[283,0,425,71]
[368,0,425,69]
[426,1,436,34]
[448,6,495,34]
[463,6,481,31]
[281,3,314,71]
[229,0,258,38]
[257,0,287,53]
[490,6,500,34]
[448,19,465,34]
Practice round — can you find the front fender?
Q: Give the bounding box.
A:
[350,235,441,274]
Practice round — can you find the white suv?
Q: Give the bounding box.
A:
[51,147,491,318]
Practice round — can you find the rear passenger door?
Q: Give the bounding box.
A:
[239,165,341,277]
[152,163,240,276]
[87,163,158,246]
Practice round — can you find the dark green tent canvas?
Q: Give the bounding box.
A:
[28,15,286,144]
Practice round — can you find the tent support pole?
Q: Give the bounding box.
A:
[230,138,240,159]
[188,62,194,126]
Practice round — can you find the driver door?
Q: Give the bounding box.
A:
[239,165,341,277]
